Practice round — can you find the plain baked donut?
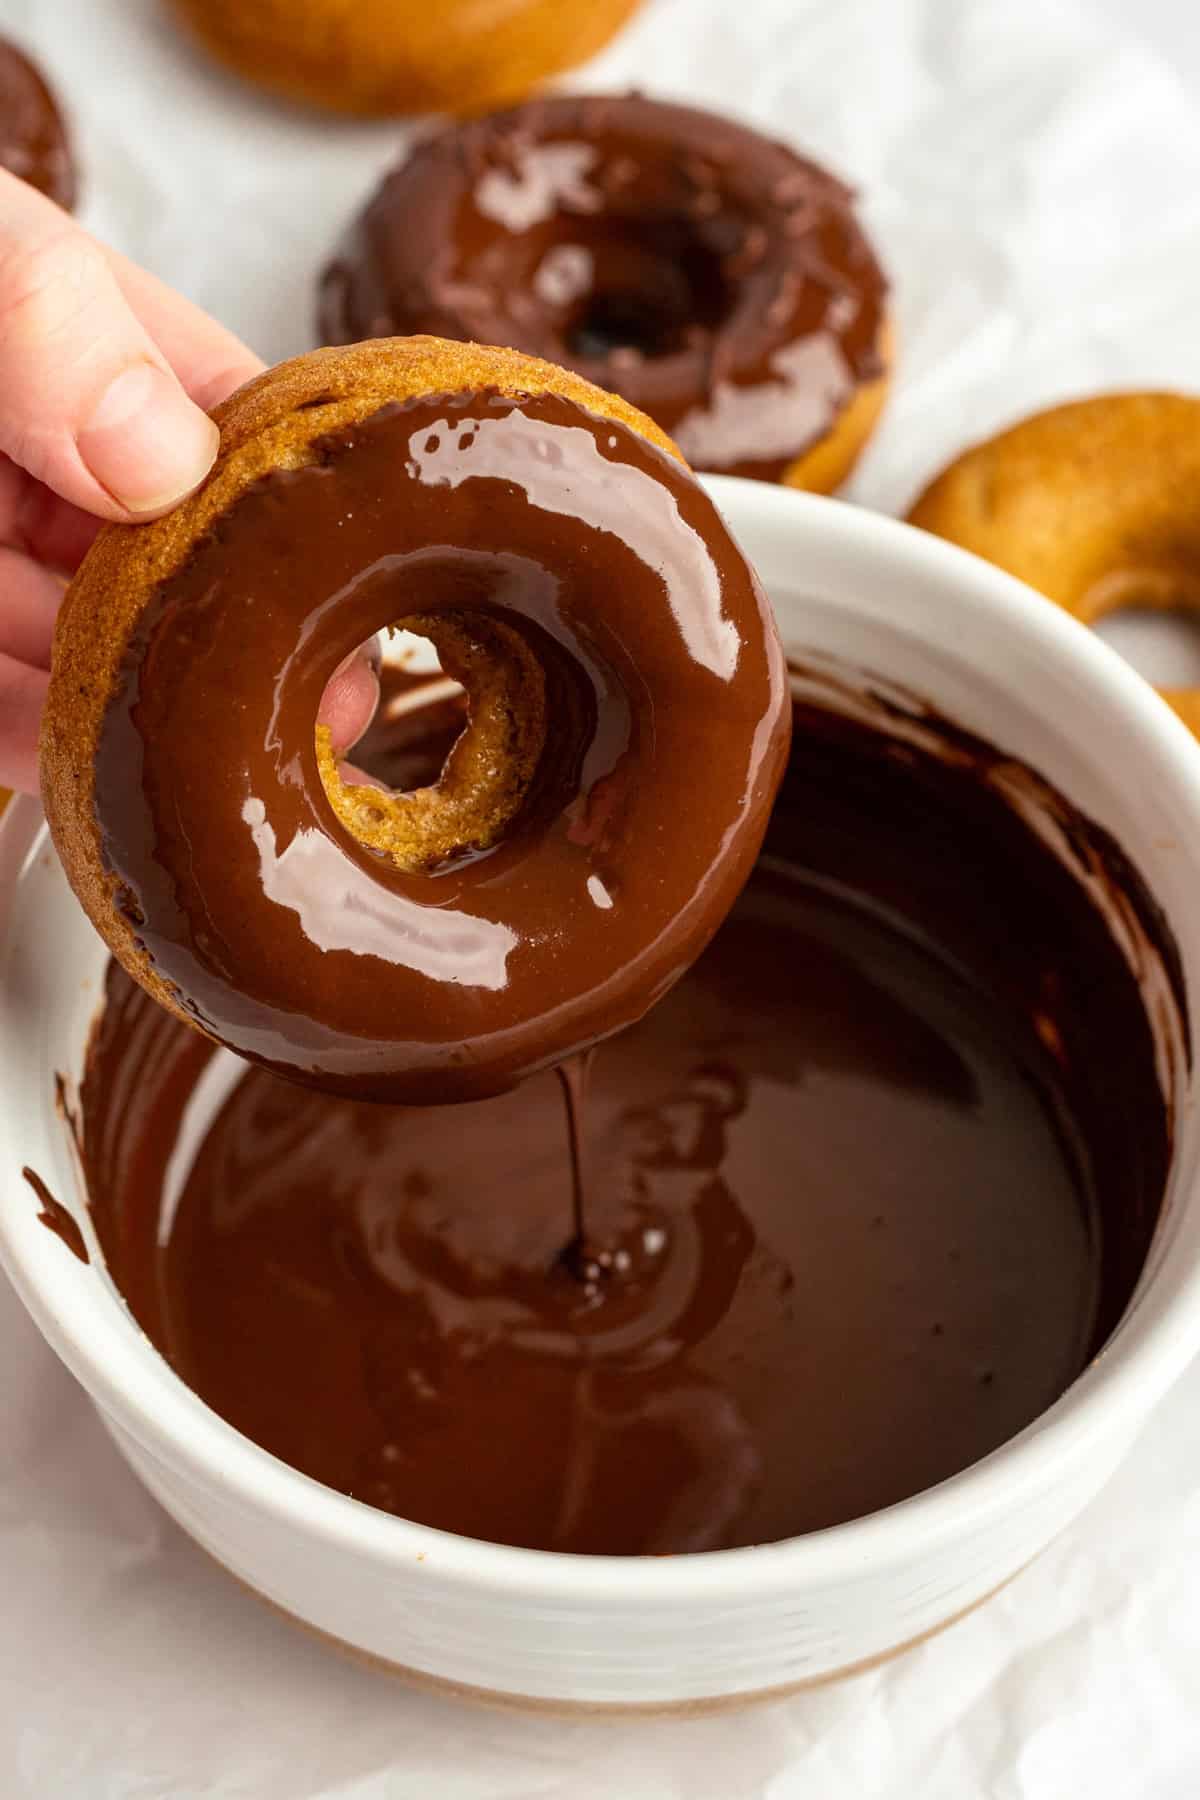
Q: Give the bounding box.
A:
[319,94,891,490]
[907,393,1200,736]
[165,0,643,118]
[42,337,790,1103]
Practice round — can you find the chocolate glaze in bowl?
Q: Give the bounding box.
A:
[76,669,1176,1555]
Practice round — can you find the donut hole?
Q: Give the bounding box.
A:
[1083,570,1200,687]
[349,630,468,794]
[554,221,733,362]
[316,613,546,873]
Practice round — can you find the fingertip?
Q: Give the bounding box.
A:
[0,653,48,794]
[76,361,220,519]
[319,651,380,754]
[188,355,267,414]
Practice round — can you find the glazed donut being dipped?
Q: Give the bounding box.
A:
[320,95,891,491]
[907,394,1200,737]
[42,337,790,1104]
[0,35,76,208]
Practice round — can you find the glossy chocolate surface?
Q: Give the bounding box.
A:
[320,96,887,481]
[92,389,789,1102]
[82,688,1178,1554]
[0,36,75,209]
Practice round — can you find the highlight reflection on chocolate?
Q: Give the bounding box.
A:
[80,683,1181,1556]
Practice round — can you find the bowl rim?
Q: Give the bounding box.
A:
[5,476,1200,1604]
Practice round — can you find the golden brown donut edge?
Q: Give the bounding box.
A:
[166,0,644,118]
[781,317,894,496]
[907,391,1200,736]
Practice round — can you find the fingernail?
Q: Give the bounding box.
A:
[78,362,220,517]
[332,635,383,680]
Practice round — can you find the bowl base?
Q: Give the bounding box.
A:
[206,1544,1030,1717]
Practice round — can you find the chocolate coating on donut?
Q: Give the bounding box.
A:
[0,36,75,209]
[319,95,887,484]
[46,342,789,1104]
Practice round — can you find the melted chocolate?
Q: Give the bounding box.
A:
[81,688,1179,1553]
[319,96,887,482]
[0,37,75,209]
[92,389,789,1104]
[23,1167,88,1262]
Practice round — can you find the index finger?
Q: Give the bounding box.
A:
[107,249,265,410]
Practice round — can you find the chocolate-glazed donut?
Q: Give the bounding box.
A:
[0,35,76,209]
[320,96,891,491]
[42,338,790,1103]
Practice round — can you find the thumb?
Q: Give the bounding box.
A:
[0,174,218,520]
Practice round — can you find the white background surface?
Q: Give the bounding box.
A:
[3,0,1200,1792]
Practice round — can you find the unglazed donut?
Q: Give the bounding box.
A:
[42,337,790,1103]
[320,95,891,489]
[165,0,643,118]
[907,394,1200,736]
[0,35,75,209]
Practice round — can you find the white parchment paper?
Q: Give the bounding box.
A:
[3,0,1200,1791]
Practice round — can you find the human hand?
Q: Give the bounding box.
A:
[0,172,377,793]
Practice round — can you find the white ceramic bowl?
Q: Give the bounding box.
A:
[4,478,1200,1711]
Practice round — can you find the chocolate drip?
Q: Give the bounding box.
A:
[23,1167,88,1263]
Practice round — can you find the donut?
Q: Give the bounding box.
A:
[907,393,1200,736]
[0,35,75,209]
[42,337,791,1103]
[319,95,891,490]
[164,0,643,119]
